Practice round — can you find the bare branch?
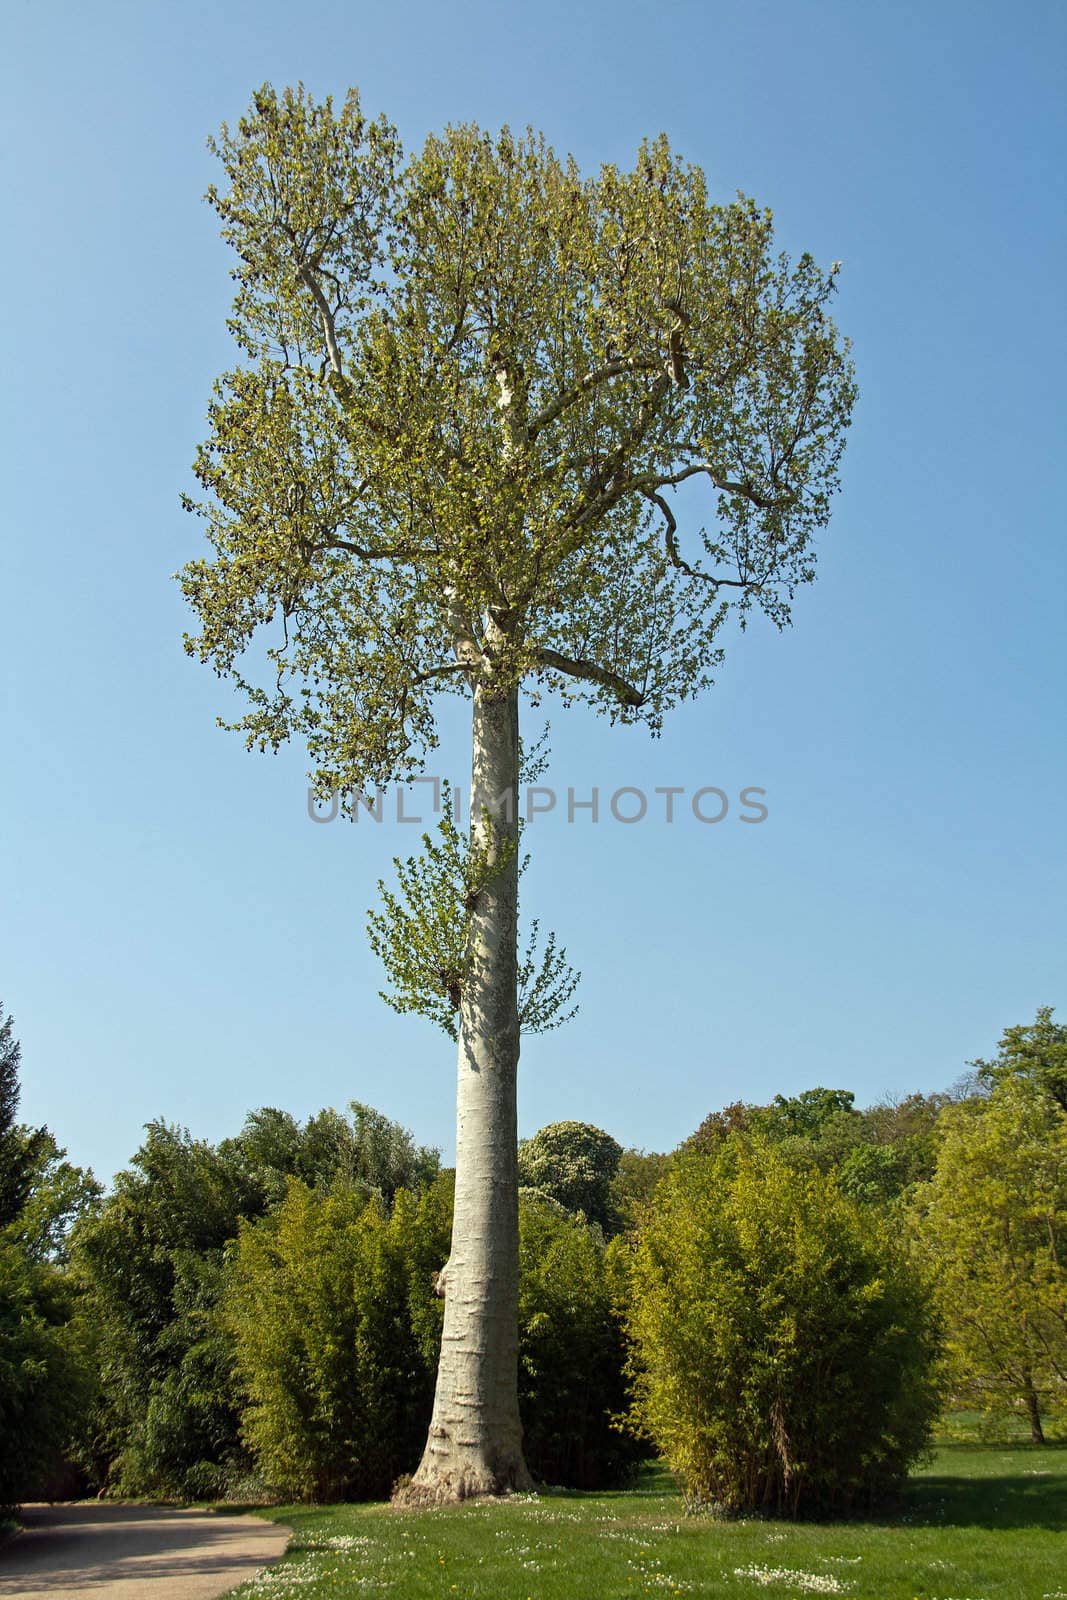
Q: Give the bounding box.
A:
[641,488,760,591]
[530,647,644,708]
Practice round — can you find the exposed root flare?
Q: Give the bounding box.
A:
[392,1459,534,1509]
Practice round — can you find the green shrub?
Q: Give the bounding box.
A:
[518,1198,643,1489]
[224,1177,449,1501]
[625,1138,945,1516]
[73,1104,437,1497]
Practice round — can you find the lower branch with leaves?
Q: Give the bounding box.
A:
[367,782,580,1041]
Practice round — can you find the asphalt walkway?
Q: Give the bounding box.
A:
[0,1503,290,1599]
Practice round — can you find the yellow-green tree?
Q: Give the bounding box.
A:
[180,83,855,1501]
[912,1078,1067,1441]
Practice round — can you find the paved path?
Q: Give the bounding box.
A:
[0,1504,291,1599]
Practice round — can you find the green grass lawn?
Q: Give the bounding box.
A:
[227,1444,1067,1600]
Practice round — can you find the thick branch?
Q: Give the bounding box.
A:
[664,299,691,390]
[658,459,798,511]
[448,589,485,680]
[527,355,663,438]
[324,534,435,562]
[413,661,471,686]
[530,647,644,708]
[568,456,797,547]
[559,374,674,540]
[295,261,352,400]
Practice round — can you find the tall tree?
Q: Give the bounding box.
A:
[972,1005,1067,1113]
[5,1128,101,1264]
[0,1006,98,1505]
[0,1003,20,1138]
[181,84,855,1501]
[911,1077,1067,1442]
[0,1001,49,1229]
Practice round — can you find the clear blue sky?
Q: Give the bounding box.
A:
[2,0,1064,1186]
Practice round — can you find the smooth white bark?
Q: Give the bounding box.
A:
[399,672,532,1502]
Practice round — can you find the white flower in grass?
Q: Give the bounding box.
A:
[732,1565,853,1594]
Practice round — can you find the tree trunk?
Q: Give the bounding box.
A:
[1023,1381,1046,1444]
[396,673,532,1503]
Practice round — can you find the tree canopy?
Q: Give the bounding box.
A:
[0,1001,46,1228]
[518,1120,623,1233]
[0,1004,99,1506]
[181,83,855,797]
[972,1005,1067,1113]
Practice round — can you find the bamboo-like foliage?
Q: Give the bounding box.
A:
[626,1140,945,1516]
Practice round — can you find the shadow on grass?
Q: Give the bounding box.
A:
[546,1456,1067,1535]
[532,1460,678,1503]
[895,1466,1067,1533]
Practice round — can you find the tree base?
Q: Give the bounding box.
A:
[392,1456,534,1508]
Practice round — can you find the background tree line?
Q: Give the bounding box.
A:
[1,1001,1063,1514]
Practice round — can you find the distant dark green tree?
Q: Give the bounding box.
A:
[753,1090,865,1181]
[74,1102,439,1496]
[0,1005,98,1506]
[5,1129,102,1264]
[682,1099,756,1156]
[0,1002,48,1228]
[0,1004,19,1136]
[684,1087,951,1206]
[759,1087,857,1139]
[518,1121,623,1233]
[861,1091,953,1147]
[610,1147,672,1223]
[73,1123,261,1496]
[225,1103,439,1207]
[838,1093,951,1205]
